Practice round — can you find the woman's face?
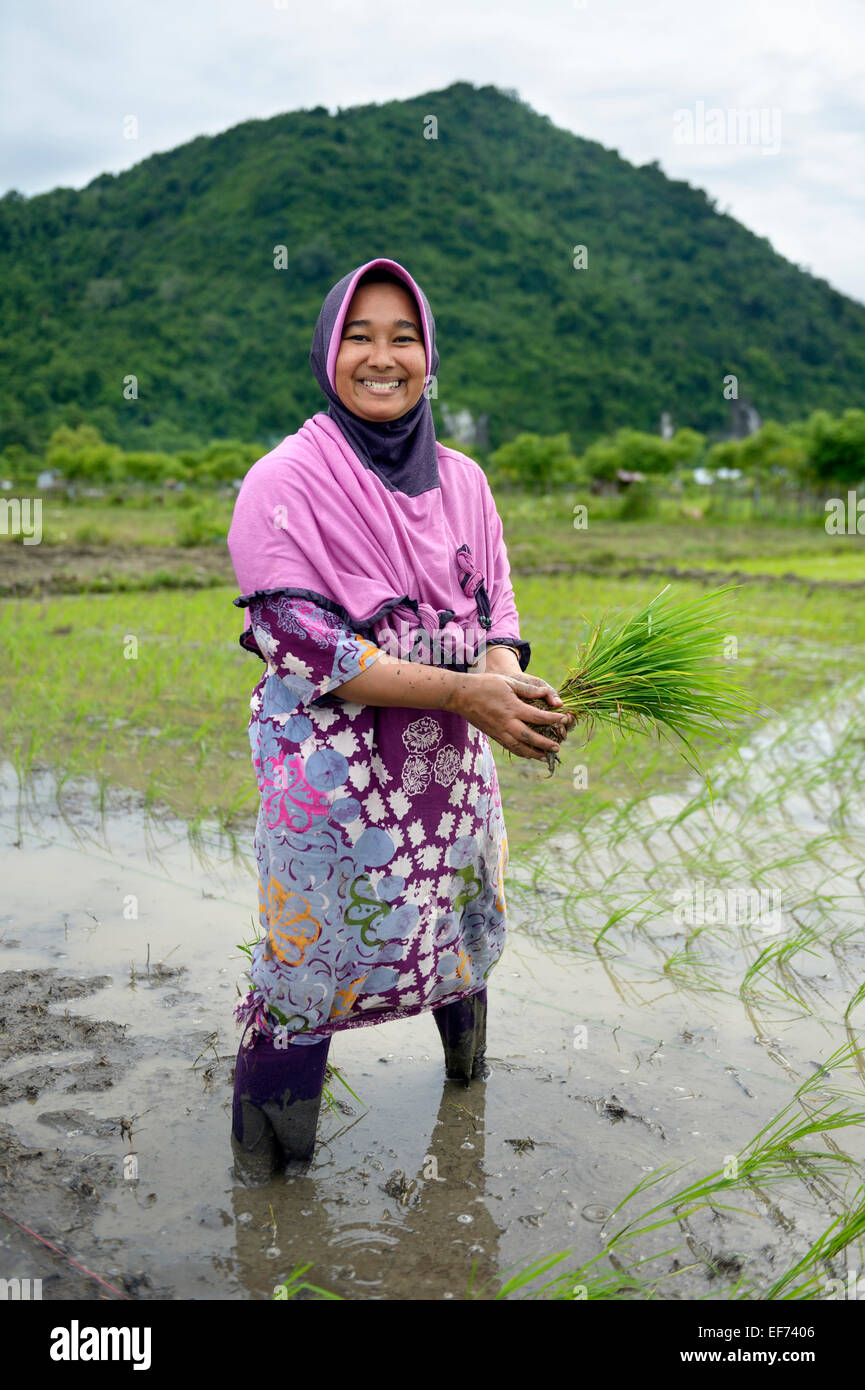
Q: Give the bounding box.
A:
[333,282,428,421]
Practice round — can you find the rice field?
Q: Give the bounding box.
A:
[2,562,863,839]
[1,512,864,1301]
[4,492,865,591]
[498,676,865,1298]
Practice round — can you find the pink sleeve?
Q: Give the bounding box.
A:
[482,478,531,670]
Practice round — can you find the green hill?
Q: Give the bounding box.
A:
[1,80,863,455]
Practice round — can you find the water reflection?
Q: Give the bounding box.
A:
[230,1076,502,1300]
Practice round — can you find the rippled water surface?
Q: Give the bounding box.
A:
[1,681,863,1299]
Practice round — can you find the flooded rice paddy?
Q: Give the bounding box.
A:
[1,673,863,1300]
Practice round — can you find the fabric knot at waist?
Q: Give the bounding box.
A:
[455,544,492,630]
[371,545,494,668]
[392,598,441,635]
[380,600,480,669]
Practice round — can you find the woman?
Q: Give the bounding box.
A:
[227,256,573,1183]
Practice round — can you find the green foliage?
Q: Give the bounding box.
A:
[707,420,808,483]
[34,424,262,491]
[609,429,673,475]
[487,431,581,489]
[44,423,123,484]
[186,439,263,485]
[665,427,705,466]
[72,522,114,545]
[121,450,176,485]
[617,483,658,520]
[574,410,862,491]
[0,442,39,485]
[176,505,227,547]
[705,438,745,473]
[2,83,864,455]
[577,426,705,482]
[575,434,621,483]
[804,408,865,486]
[704,411,865,488]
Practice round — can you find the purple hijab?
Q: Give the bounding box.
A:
[227,257,526,666]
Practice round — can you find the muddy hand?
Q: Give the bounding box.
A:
[503,676,576,775]
[503,674,576,732]
[447,672,571,763]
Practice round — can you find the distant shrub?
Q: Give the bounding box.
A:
[147,568,192,589]
[120,451,175,485]
[666,428,706,468]
[804,408,865,486]
[174,488,201,509]
[488,432,582,490]
[44,424,123,484]
[707,420,809,486]
[181,440,261,486]
[176,506,226,547]
[575,427,707,486]
[618,484,659,521]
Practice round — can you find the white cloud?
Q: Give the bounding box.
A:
[0,0,863,300]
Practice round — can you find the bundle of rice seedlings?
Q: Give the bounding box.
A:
[529,584,760,779]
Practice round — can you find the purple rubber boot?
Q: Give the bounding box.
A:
[231,1029,332,1184]
[432,987,488,1087]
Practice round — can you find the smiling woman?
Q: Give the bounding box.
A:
[226,256,573,1184]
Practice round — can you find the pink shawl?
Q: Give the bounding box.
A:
[227,259,526,668]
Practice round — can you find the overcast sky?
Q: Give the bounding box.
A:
[2,0,863,303]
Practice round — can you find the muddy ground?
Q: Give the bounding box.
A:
[0,969,159,1299]
[3,539,865,599]
[0,543,232,597]
[0,759,861,1301]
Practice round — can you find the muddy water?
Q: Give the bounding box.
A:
[1,704,863,1299]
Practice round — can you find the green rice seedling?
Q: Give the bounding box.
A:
[272,1262,343,1300]
[844,980,865,1022]
[546,585,762,781]
[321,1062,365,1115]
[661,947,734,998]
[11,736,36,795]
[593,892,658,948]
[740,927,825,1015]
[561,581,756,739]
[755,1191,865,1300]
[479,1046,865,1300]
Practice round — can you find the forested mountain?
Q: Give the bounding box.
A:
[1,80,863,456]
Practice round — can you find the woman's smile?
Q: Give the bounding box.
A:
[357,377,405,394]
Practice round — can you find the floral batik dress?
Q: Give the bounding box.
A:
[234,595,510,1047]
